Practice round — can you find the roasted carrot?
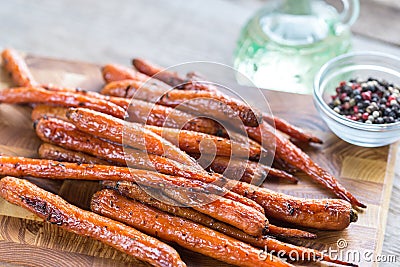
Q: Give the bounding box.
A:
[191,154,298,184]
[103,180,315,240]
[65,108,201,170]
[0,87,126,119]
[1,48,38,87]
[38,143,110,165]
[102,181,357,266]
[34,117,265,214]
[132,58,185,87]
[226,179,358,230]
[0,177,186,267]
[34,116,355,230]
[246,123,366,208]
[67,107,261,161]
[31,105,68,121]
[35,86,227,136]
[136,63,322,144]
[34,117,213,182]
[101,80,262,127]
[0,156,267,236]
[146,125,263,160]
[262,114,323,144]
[92,189,291,267]
[102,63,150,83]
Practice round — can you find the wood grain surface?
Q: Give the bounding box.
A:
[0,53,397,266]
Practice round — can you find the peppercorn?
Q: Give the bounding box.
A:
[372,111,380,118]
[327,78,400,124]
[384,108,392,116]
[354,95,362,103]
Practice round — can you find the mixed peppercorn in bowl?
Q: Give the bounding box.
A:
[314,52,400,147]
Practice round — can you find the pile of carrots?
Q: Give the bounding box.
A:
[0,48,364,267]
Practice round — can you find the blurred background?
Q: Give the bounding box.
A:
[0,0,399,264]
[0,0,399,66]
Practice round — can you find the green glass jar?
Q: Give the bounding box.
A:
[234,0,359,94]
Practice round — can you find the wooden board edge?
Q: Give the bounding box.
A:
[374,141,399,260]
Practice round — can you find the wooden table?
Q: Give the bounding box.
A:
[0,0,399,266]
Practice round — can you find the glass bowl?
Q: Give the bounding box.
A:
[313,52,400,147]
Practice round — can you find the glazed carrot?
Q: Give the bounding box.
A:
[246,123,366,208]
[38,143,110,165]
[65,108,201,170]
[34,117,213,182]
[31,105,68,121]
[34,117,265,214]
[1,48,38,87]
[102,181,357,266]
[36,86,227,136]
[139,64,322,144]
[146,125,263,160]
[0,87,126,119]
[153,89,263,127]
[101,80,262,127]
[132,60,216,91]
[263,114,323,144]
[226,179,358,230]
[184,71,219,91]
[267,225,316,239]
[67,107,261,160]
[0,156,268,236]
[34,116,355,230]
[102,181,315,240]
[272,157,298,174]
[191,154,298,184]
[92,189,290,267]
[102,63,150,83]
[0,177,186,267]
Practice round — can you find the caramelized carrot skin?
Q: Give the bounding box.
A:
[263,114,323,144]
[0,177,186,267]
[102,80,262,127]
[2,49,38,87]
[192,154,298,184]
[91,189,292,267]
[32,105,68,121]
[246,123,366,208]
[0,87,126,119]
[37,87,226,136]
[103,180,316,240]
[228,180,355,230]
[38,143,110,165]
[146,125,262,160]
[65,108,201,170]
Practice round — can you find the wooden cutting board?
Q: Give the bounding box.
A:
[0,54,397,267]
